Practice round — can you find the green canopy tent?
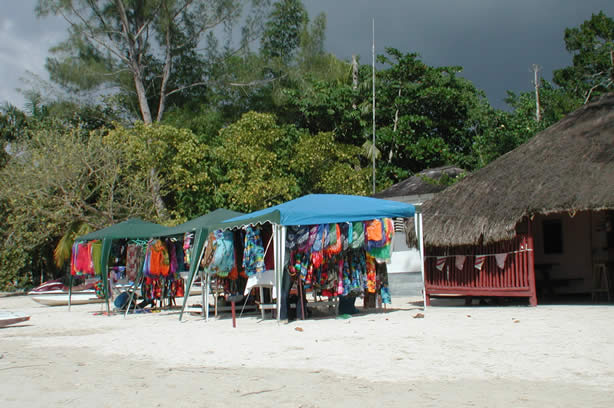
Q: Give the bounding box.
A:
[163,209,244,321]
[74,218,168,313]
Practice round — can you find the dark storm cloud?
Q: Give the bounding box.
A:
[304,0,614,108]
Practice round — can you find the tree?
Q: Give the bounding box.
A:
[553,11,614,103]
[104,122,215,220]
[374,48,490,180]
[0,104,29,167]
[210,111,370,211]
[471,81,582,168]
[261,0,307,63]
[0,122,156,288]
[211,111,300,211]
[37,0,269,123]
[290,131,370,195]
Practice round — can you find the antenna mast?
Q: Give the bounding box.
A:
[372,18,376,194]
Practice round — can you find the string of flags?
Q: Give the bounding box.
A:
[426,248,533,271]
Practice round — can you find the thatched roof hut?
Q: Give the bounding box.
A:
[419,93,614,248]
[373,165,466,202]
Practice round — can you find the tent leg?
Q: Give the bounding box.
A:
[276,225,281,323]
[202,269,207,321]
[205,270,210,322]
[231,300,237,328]
[417,212,427,310]
[105,270,111,316]
[68,273,72,312]
[298,278,305,320]
[259,286,265,320]
[239,289,250,317]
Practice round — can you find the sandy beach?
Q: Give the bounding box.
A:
[1,293,614,407]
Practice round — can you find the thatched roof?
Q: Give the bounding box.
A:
[418,93,614,247]
[373,165,466,199]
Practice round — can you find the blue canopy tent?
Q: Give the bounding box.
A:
[193,194,417,322]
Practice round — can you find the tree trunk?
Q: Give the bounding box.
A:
[532,65,541,123]
[156,28,173,123]
[149,167,168,219]
[115,0,153,124]
[352,54,358,109]
[134,68,153,124]
[389,87,401,163]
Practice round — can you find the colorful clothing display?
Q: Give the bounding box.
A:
[285,218,394,301]
[71,241,97,276]
[242,226,265,277]
[205,230,236,277]
[126,244,142,281]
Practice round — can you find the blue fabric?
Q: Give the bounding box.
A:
[225,194,414,226]
[242,227,265,277]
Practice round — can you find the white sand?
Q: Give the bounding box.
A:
[1,294,614,407]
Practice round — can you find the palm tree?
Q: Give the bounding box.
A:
[53,221,93,270]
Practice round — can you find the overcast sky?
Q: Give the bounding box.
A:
[1,1,613,111]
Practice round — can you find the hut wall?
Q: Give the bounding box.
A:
[424,235,536,305]
[532,210,614,296]
[532,212,592,294]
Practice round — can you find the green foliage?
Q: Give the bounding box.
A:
[104,123,214,220]
[553,11,614,102]
[0,104,29,167]
[211,112,369,211]
[291,131,370,195]
[162,105,224,145]
[0,122,155,288]
[261,0,308,62]
[374,48,490,179]
[212,112,300,211]
[279,77,363,144]
[36,0,269,122]
[471,81,582,168]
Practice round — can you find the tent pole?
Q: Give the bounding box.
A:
[68,272,72,311]
[275,225,281,323]
[179,230,206,321]
[124,247,145,319]
[276,225,285,323]
[201,268,205,320]
[204,269,210,322]
[417,212,427,309]
[99,238,112,316]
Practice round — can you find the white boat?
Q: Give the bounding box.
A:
[30,293,104,306]
[0,311,31,327]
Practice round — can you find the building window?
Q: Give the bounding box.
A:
[543,220,563,254]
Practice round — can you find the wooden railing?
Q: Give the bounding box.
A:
[424,234,537,305]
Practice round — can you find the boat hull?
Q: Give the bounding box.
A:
[0,311,31,327]
[30,294,104,306]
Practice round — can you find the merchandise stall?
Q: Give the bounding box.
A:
[73,218,170,313]
[181,194,417,322]
[73,210,244,316]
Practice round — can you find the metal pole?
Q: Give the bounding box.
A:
[68,273,72,311]
[372,18,376,195]
[418,212,427,309]
[204,269,211,321]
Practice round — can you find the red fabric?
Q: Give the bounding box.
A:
[75,243,94,275]
[260,225,275,270]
